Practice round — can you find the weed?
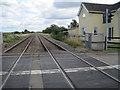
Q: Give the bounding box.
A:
[51,34,65,41]
[64,38,83,48]
[3,33,21,43]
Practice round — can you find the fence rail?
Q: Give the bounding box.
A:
[108,37,120,39]
[107,37,120,49]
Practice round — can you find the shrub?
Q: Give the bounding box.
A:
[64,38,83,48]
[51,34,65,41]
[3,33,20,43]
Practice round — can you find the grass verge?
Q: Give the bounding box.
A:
[64,38,83,48]
[107,45,120,47]
[107,44,120,51]
[50,34,84,48]
[107,48,120,50]
[3,33,28,43]
[51,34,65,41]
[3,33,20,43]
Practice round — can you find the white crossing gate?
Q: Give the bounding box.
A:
[85,33,105,50]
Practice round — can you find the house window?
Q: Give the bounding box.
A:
[108,27,114,41]
[82,27,86,36]
[94,27,98,35]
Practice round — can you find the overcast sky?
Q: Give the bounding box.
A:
[0,0,119,32]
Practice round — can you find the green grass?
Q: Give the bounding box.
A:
[3,33,21,43]
[64,38,83,48]
[51,33,65,41]
[107,44,120,50]
[107,48,120,50]
[51,33,83,48]
[107,45,120,47]
[51,33,84,48]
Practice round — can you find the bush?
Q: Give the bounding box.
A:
[51,34,84,48]
[64,38,83,48]
[22,29,30,34]
[51,34,65,41]
[3,33,20,43]
[14,31,21,34]
[42,24,67,34]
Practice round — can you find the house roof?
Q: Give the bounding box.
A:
[78,2,120,15]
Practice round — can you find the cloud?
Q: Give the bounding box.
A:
[53,2,81,8]
[43,7,79,19]
[1,0,119,32]
[0,0,18,6]
[53,0,119,9]
[1,0,79,32]
[53,0,93,8]
[0,2,11,7]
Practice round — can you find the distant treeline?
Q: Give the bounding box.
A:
[42,24,68,41]
[14,29,35,34]
[42,24,68,35]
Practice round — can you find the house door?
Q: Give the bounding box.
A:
[108,27,113,41]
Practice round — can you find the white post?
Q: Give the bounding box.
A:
[105,9,108,50]
[0,32,3,45]
[0,32,2,88]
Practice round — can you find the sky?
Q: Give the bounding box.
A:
[0,0,119,32]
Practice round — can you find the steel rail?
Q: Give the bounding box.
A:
[2,35,31,54]
[38,35,76,90]
[0,38,33,89]
[42,35,120,83]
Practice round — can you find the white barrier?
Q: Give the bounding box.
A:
[85,33,105,50]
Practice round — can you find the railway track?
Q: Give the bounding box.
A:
[1,34,46,89]
[1,35,33,89]
[38,35,76,89]
[2,35,32,54]
[1,33,119,89]
[2,35,33,81]
[39,35,119,88]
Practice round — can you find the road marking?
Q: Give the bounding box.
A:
[1,65,119,76]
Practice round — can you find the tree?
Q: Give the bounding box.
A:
[69,19,79,29]
[31,31,35,33]
[68,25,70,29]
[22,29,30,34]
[42,24,67,35]
[14,31,21,34]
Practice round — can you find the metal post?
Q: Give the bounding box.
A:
[105,9,108,50]
[0,32,3,87]
[0,32,3,44]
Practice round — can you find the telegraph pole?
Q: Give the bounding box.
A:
[105,9,108,50]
